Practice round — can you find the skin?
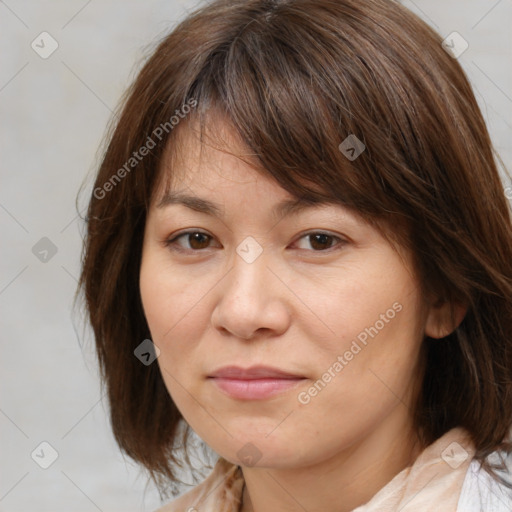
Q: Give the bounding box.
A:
[139,116,465,512]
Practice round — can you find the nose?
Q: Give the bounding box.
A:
[210,251,291,340]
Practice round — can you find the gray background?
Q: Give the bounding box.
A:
[1,0,511,510]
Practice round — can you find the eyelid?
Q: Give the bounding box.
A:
[290,230,347,252]
[162,229,217,252]
[163,229,349,255]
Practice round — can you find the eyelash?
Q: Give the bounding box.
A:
[162,230,347,254]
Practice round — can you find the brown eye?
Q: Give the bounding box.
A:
[294,232,344,251]
[164,231,214,252]
[309,233,335,250]
[186,232,211,250]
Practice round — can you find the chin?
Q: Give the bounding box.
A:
[209,431,316,469]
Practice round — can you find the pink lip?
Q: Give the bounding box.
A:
[208,366,306,400]
[209,365,304,379]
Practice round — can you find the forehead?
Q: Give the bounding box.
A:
[160,113,256,181]
[153,113,316,212]
[151,113,371,223]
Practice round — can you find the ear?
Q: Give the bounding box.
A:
[424,298,468,339]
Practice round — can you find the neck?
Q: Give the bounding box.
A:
[240,412,423,512]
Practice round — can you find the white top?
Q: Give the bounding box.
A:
[457,451,512,511]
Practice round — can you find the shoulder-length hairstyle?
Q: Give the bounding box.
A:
[77,0,512,497]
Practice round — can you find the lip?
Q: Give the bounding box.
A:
[208,365,304,379]
[207,365,306,400]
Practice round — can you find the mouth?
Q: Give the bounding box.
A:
[207,365,307,400]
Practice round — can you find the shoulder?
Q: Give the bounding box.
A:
[457,449,512,512]
[154,457,244,512]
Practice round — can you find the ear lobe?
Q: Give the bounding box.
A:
[424,300,468,339]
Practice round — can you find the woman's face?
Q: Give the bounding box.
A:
[139,118,444,470]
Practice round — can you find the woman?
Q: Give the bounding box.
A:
[78,0,512,510]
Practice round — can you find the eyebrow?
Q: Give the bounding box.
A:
[156,191,336,218]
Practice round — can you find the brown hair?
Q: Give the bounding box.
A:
[77,0,512,497]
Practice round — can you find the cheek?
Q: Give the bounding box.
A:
[139,262,202,417]
[140,248,205,339]
[302,256,420,353]
[300,299,422,405]
[300,259,425,405]
[139,248,216,391]
[290,302,424,463]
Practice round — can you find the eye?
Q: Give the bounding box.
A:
[292,231,345,251]
[164,230,218,252]
[163,230,346,254]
